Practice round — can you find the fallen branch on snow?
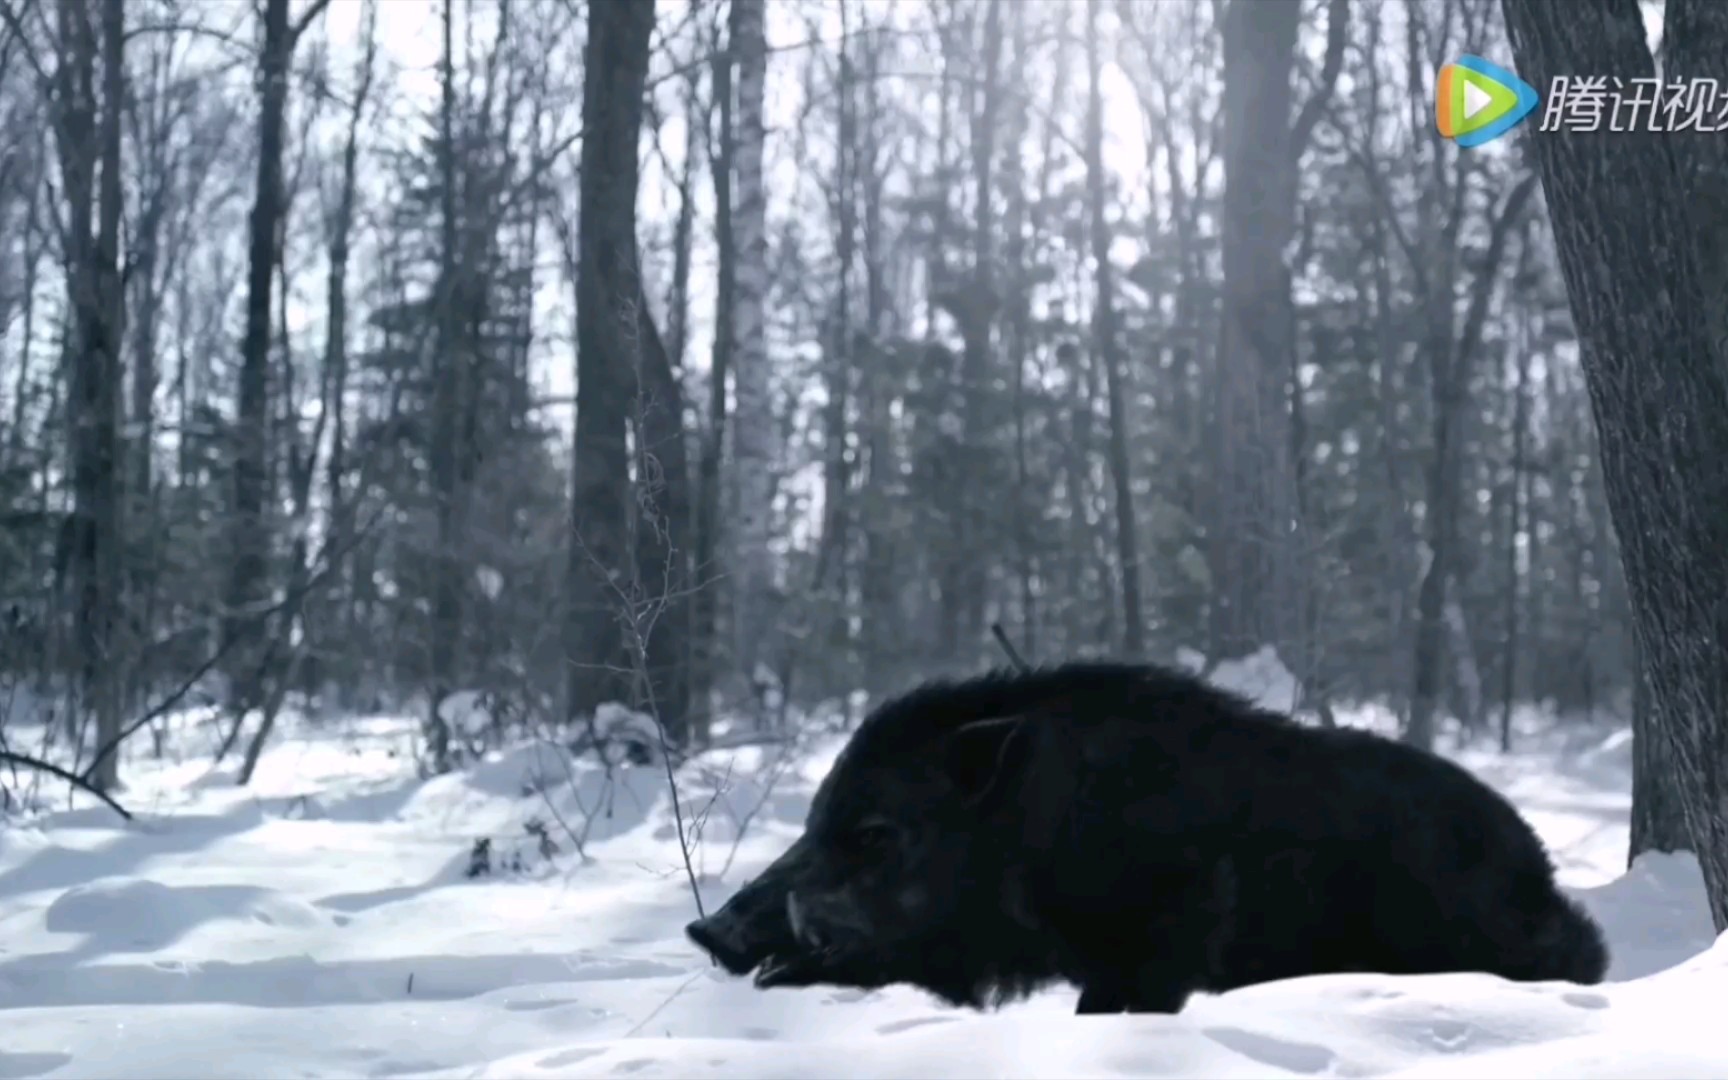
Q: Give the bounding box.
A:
[0,750,133,820]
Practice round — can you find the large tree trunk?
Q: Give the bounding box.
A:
[1209,0,1347,684]
[1629,629,1689,862]
[60,0,126,790]
[728,0,775,716]
[1211,0,1304,669]
[1502,0,1728,933]
[48,0,125,789]
[566,0,655,723]
[1621,0,1728,866]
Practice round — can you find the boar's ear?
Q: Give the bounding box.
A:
[942,715,1035,809]
[944,712,1079,851]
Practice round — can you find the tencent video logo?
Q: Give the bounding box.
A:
[1436,55,1539,147]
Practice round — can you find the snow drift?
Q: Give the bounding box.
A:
[0,703,1720,1079]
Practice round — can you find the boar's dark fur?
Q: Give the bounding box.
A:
[685,661,1609,1014]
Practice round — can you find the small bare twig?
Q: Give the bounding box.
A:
[990,622,1032,672]
[530,737,603,862]
[713,742,796,880]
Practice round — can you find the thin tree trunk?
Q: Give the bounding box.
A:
[727,0,774,716]
[667,6,700,372]
[631,294,694,747]
[946,0,1000,663]
[1004,1,1035,659]
[690,16,733,742]
[1501,343,1530,752]
[1084,0,1142,656]
[811,0,858,699]
[856,18,895,698]
[1406,173,1536,749]
[1500,230,1534,752]
[225,0,296,725]
[427,0,463,772]
[321,0,376,710]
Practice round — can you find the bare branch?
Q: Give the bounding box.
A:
[1289,0,1349,165]
[0,750,133,820]
[289,0,334,42]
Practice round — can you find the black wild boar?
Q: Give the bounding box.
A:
[686,661,1610,1014]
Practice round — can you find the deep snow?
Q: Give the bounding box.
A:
[0,698,1721,1080]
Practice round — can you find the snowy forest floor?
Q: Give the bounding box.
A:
[0,699,1723,1079]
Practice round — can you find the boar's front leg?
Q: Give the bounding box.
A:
[1075,965,1201,1014]
[1070,857,1237,1016]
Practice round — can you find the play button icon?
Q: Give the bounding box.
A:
[1436,55,1540,148]
[1464,80,1493,121]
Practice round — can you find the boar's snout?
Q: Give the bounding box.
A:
[686,871,796,976]
[686,910,758,974]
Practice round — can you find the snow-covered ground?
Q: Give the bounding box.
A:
[0,699,1721,1079]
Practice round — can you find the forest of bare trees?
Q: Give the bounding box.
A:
[2,0,1724,926]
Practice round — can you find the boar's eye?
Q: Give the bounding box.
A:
[841,821,897,857]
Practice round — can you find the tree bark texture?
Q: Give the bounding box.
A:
[1503,0,1728,932]
[567,0,656,722]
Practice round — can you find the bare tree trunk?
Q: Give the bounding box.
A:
[811,0,858,701]
[728,0,774,715]
[43,0,125,788]
[925,6,963,667]
[1628,628,1688,862]
[127,91,171,714]
[667,9,700,372]
[690,17,733,742]
[1503,0,1728,932]
[320,0,376,710]
[77,0,125,789]
[426,0,464,772]
[226,0,292,724]
[1211,0,1343,671]
[631,295,694,747]
[942,0,1001,664]
[1213,0,1298,666]
[243,0,374,777]
[566,0,655,724]
[1084,0,1141,656]
[1004,1,1035,659]
[856,19,895,697]
[1406,173,1536,749]
[1501,331,1530,753]
[1630,0,1727,869]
